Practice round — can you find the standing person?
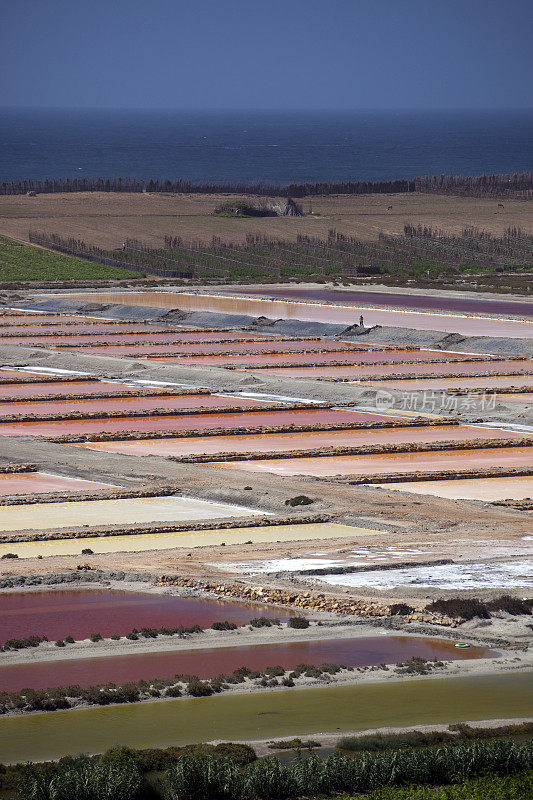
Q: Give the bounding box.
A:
[359,314,364,327]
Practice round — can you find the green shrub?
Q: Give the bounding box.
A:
[187,680,213,697]
[81,548,94,555]
[211,621,238,631]
[90,633,103,643]
[55,640,66,648]
[486,595,532,615]
[426,598,490,620]
[288,616,309,629]
[64,636,75,644]
[165,752,240,800]
[389,603,414,616]
[284,495,314,507]
[1,553,18,559]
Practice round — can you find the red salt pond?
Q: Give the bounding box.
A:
[213,445,533,477]
[0,590,292,643]
[0,393,263,416]
[75,423,528,458]
[0,407,368,437]
[260,359,533,379]
[0,380,165,399]
[0,472,115,496]
[495,392,533,404]
[0,636,494,693]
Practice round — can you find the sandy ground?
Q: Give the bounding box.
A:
[0,191,531,249]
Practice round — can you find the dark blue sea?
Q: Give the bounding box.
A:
[0,108,532,184]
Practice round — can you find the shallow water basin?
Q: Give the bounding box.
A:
[0,522,375,560]
[0,495,264,532]
[56,292,533,339]
[73,423,527,458]
[371,475,533,501]
[0,407,365,437]
[0,672,529,763]
[0,393,263,416]
[149,349,474,367]
[0,379,162,399]
[0,472,117,496]
[0,635,494,694]
[0,588,296,642]
[260,359,533,379]
[361,376,533,391]
[212,445,533,477]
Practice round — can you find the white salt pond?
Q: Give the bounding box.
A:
[371,475,533,501]
[318,560,533,590]
[0,522,378,558]
[0,495,266,533]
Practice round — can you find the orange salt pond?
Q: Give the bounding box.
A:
[0,472,117,496]
[0,393,263,416]
[0,330,272,346]
[494,392,533,404]
[371,475,533,501]
[211,445,533,477]
[0,407,368,437]
[71,340,364,356]
[74,423,528,458]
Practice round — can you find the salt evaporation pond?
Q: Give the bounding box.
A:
[0,379,163,399]
[151,350,473,367]
[213,445,533,477]
[0,589,295,642]
[0,330,269,345]
[363,376,533,391]
[1,673,529,764]
[0,472,116,496]
[318,560,533,591]
[260,359,533,379]
[73,339,362,356]
[0,407,375,436]
[73,423,527,458]
[372,475,533,501]
[220,286,533,318]
[0,495,264,532]
[57,292,533,338]
[0,522,378,559]
[0,636,494,694]
[495,392,533,404]
[0,392,264,416]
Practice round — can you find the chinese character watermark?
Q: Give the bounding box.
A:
[373,389,497,414]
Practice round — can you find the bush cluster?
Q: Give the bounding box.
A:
[426,596,532,620]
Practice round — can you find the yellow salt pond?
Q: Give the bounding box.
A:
[0,522,381,558]
[0,495,265,533]
[372,475,533,501]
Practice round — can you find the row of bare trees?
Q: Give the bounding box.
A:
[2,172,532,198]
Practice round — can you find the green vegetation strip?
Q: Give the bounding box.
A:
[0,235,140,281]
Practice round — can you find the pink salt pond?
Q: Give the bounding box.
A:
[260,359,533,379]
[0,472,116,496]
[0,635,494,693]
[0,380,165,399]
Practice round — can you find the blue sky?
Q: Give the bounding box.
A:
[1,0,532,109]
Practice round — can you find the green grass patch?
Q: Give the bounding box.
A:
[0,236,139,282]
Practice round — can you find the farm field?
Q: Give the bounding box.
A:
[0,234,138,281]
[0,191,531,249]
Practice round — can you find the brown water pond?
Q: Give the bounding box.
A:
[0,635,494,693]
